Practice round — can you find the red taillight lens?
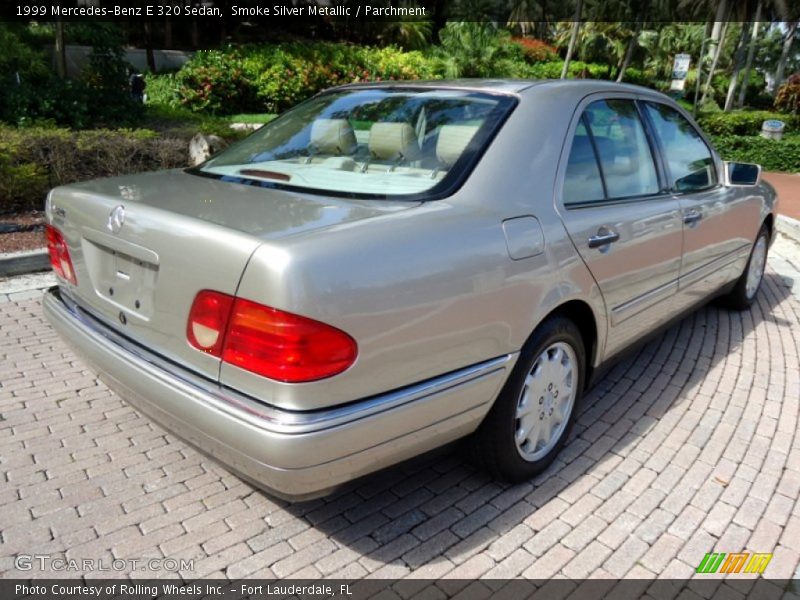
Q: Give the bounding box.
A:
[186,290,235,356]
[223,299,358,383]
[186,291,357,383]
[45,224,77,285]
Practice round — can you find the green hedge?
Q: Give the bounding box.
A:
[710,134,800,173]
[162,43,443,115]
[698,110,800,136]
[154,41,659,116]
[0,127,190,213]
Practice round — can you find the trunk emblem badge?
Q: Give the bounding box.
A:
[108,205,125,233]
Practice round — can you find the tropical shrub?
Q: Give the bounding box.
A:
[171,43,443,114]
[775,74,800,114]
[512,37,557,63]
[173,49,255,114]
[435,22,521,78]
[144,72,182,109]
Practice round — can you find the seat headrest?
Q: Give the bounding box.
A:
[368,122,420,161]
[310,119,357,155]
[436,125,479,167]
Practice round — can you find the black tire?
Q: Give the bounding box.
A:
[721,224,769,311]
[472,316,585,482]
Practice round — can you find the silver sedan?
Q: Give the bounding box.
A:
[43,80,777,499]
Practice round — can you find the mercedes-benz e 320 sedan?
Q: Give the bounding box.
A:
[44,80,777,499]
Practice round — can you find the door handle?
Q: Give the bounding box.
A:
[587,229,620,248]
[683,210,703,225]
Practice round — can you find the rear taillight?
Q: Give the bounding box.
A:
[186,292,357,383]
[45,225,77,285]
[187,290,234,357]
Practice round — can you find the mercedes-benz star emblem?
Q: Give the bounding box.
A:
[107,205,125,233]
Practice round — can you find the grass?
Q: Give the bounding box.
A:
[140,104,271,141]
[226,113,276,124]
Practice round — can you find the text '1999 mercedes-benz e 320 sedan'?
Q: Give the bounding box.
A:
[44,80,777,500]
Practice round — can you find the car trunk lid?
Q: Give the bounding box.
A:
[47,169,415,381]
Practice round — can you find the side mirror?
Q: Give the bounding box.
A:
[724,161,761,187]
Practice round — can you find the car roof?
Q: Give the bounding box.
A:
[333,78,666,99]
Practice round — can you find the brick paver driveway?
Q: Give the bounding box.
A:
[1,270,799,581]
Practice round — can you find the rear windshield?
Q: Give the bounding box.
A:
[192,88,516,200]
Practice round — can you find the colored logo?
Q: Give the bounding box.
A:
[696,552,773,574]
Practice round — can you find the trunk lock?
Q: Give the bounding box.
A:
[118,312,127,325]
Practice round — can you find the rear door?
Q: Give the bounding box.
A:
[557,96,683,358]
[640,101,760,302]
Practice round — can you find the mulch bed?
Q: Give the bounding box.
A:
[0,212,46,254]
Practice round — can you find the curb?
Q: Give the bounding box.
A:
[0,250,50,278]
[777,215,800,246]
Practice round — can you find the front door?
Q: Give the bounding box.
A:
[640,101,761,302]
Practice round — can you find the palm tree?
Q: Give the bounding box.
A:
[54,18,66,79]
[724,22,752,111]
[616,20,643,82]
[774,21,799,91]
[700,19,730,105]
[561,0,583,79]
[737,0,763,107]
[506,0,540,36]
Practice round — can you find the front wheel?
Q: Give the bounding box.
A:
[472,317,585,482]
[722,224,769,310]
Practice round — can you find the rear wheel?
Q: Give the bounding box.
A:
[722,224,769,310]
[473,317,585,482]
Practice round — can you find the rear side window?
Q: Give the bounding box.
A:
[584,100,660,199]
[563,99,660,206]
[563,120,605,204]
[643,102,717,193]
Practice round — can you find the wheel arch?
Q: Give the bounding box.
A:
[535,299,599,390]
[763,213,774,241]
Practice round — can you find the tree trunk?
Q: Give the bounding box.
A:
[700,19,729,106]
[561,0,583,79]
[693,21,712,116]
[774,21,798,92]
[708,0,727,54]
[539,0,548,39]
[164,17,172,49]
[431,0,448,42]
[191,18,200,49]
[737,2,762,107]
[616,22,641,82]
[144,19,157,73]
[219,0,228,44]
[54,19,67,78]
[724,23,751,112]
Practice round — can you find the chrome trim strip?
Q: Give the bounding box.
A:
[611,278,678,324]
[678,244,750,289]
[46,287,515,435]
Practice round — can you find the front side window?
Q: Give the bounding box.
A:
[193,89,516,200]
[643,102,717,193]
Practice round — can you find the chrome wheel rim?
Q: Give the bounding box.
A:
[515,342,577,462]
[745,234,767,300]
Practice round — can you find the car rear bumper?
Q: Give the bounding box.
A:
[43,286,514,500]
